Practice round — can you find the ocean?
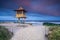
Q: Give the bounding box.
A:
[0,20,60,22]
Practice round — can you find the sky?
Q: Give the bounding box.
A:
[0,0,60,21]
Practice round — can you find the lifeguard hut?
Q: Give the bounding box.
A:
[15,7,26,23]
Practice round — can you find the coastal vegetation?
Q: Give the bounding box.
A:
[0,26,13,40]
[43,22,60,26]
[43,22,60,40]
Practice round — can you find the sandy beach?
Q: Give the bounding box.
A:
[0,22,49,40]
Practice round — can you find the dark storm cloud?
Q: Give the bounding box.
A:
[0,0,60,16]
[0,0,18,9]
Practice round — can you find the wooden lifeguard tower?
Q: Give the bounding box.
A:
[15,7,26,24]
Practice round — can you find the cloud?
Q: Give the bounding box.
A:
[0,0,60,16]
[14,0,60,16]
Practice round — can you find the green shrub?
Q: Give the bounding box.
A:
[48,26,60,40]
[0,26,13,40]
[43,22,60,26]
[43,22,60,40]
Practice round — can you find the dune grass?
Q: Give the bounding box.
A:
[0,26,13,40]
[43,22,60,40]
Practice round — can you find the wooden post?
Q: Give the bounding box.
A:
[18,18,20,23]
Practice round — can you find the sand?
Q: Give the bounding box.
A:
[0,23,49,40]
